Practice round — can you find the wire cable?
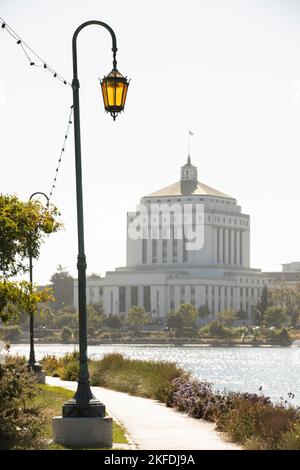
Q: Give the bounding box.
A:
[48,105,74,203]
[0,16,71,86]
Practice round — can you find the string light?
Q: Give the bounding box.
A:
[0,16,71,86]
[48,105,74,203]
[0,17,73,205]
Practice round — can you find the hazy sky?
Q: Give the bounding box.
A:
[1,0,300,284]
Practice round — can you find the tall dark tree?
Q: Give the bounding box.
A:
[254,285,272,325]
[49,265,74,310]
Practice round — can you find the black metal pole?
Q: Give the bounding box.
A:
[63,21,117,418]
[27,191,49,372]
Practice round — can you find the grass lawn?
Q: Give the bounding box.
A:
[35,384,129,450]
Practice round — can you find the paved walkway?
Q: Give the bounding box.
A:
[46,376,241,450]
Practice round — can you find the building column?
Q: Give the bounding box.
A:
[243,230,250,268]
[242,287,246,312]
[220,286,225,312]
[196,285,205,308]
[214,228,218,264]
[146,236,152,265]
[230,229,235,265]
[207,285,213,313]
[185,286,191,304]
[234,286,240,312]
[157,238,163,264]
[214,286,219,315]
[138,286,144,308]
[236,230,240,266]
[177,238,183,264]
[125,286,131,313]
[174,286,180,310]
[224,229,229,265]
[219,228,223,265]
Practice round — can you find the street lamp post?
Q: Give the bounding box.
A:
[62,21,129,419]
[27,191,49,381]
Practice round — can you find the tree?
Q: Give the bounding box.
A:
[49,265,74,310]
[217,309,237,325]
[0,194,60,278]
[167,312,184,331]
[254,285,272,325]
[0,194,59,322]
[126,306,152,330]
[176,304,198,328]
[263,306,288,328]
[91,302,104,315]
[104,314,122,329]
[61,326,73,342]
[87,304,105,329]
[0,280,53,323]
[272,283,300,327]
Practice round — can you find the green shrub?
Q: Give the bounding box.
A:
[2,325,22,341]
[90,353,187,399]
[216,397,298,449]
[200,321,234,339]
[35,328,55,339]
[61,326,73,342]
[0,359,46,449]
[54,312,77,329]
[278,422,300,449]
[59,360,79,381]
[267,327,290,344]
[41,351,79,378]
[41,355,60,376]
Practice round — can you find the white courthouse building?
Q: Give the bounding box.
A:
[74,157,270,320]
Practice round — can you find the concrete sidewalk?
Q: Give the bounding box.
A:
[46,376,241,450]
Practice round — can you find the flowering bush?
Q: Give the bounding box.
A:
[0,359,46,449]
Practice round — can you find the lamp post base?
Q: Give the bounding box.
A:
[27,363,46,384]
[62,379,106,417]
[52,416,112,448]
[62,398,106,418]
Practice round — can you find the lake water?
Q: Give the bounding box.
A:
[9,343,300,405]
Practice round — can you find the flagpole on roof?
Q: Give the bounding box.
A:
[188,130,194,162]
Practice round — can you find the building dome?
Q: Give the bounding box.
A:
[146,157,234,199]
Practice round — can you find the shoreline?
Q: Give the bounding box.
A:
[9,339,292,348]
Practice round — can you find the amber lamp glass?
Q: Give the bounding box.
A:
[100,68,129,120]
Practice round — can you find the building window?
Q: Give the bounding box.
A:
[142,239,147,264]
[152,239,157,263]
[119,287,126,313]
[183,237,188,263]
[90,287,94,301]
[170,286,175,311]
[191,286,195,306]
[240,231,243,265]
[99,286,103,296]
[143,286,151,312]
[180,286,185,304]
[162,239,168,263]
[173,239,178,263]
[131,286,138,307]
[110,291,113,313]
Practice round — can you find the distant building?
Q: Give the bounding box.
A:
[74,156,271,319]
[263,262,300,287]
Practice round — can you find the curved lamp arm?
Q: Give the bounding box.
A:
[29,191,49,207]
[72,20,118,84]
